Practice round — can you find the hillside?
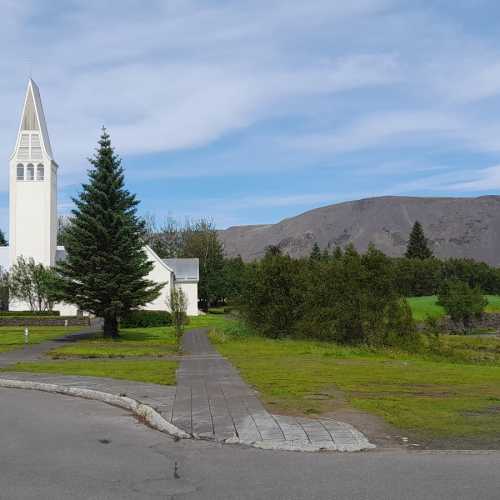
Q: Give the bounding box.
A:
[219,195,500,265]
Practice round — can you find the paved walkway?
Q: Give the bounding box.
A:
[0,328,374,451]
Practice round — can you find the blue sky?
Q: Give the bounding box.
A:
[1,1,500,231]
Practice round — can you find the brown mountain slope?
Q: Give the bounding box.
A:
[219,195,500,265]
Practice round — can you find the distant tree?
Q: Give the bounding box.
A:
[332,246,343,260]
[222,256,246,303]
[437,279,487,332]
[321,248,330,260]
[9,256,58,312]
[143,213,184,258]
[182,218,225,310]
[57,129,163,337]
[57,216,72,246]
[265,245,282,257]
[310,242,322,261]
[0,229,7,247]
[405,221,433,259]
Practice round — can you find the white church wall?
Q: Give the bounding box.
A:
[175,282,199,316]
[141,246,174,312]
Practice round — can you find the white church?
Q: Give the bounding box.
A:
[0,79,199,316]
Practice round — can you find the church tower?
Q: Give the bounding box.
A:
[9,79,57,267]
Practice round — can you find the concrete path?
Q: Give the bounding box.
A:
[171,328,374,451]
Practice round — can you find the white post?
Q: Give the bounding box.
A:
[24,327,29,345]
[64,319,68,328]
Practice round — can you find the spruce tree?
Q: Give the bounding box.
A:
[57,129,162,337]
[0,229,7,247]
[310,242,322,261]
[405,221,433,259]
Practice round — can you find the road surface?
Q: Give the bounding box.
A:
[1,388,499,499]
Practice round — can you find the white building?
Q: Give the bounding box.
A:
[0,79,199,316]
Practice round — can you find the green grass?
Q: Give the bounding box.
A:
[209,321,500,444]
[48,314,230,359]
[0,314,227,385]
[407,295,500,321]
[0,327,81,353]
[0,359,177,385]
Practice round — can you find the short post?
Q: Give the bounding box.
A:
[64,319,68,328]
[24,326,29,345]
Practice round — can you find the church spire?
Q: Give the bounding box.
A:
[12,79,54,161]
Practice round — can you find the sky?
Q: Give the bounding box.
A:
[1,0,500,232]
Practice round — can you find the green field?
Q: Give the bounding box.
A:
[0,327,81,353]
[209,320,500,447]
[407,295,500,321]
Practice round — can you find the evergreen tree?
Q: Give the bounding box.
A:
[310,242,322,261]
[0,229,7,247]
[57,129,162,337]
[332,246,343,260]
[405,221,433,259]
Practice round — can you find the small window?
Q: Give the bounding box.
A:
[16,164,24,181]
[26,164,34,181]
[36,164,44,181]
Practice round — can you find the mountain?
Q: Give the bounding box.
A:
[219,195,500,265]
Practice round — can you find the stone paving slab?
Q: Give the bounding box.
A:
[0,327,375,452]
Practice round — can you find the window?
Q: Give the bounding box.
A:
[16,164,24,181]
[26,164,34,181]
[36,164,44,181]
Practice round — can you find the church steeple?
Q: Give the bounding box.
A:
[12,79,54,162]
[9,79,58,269]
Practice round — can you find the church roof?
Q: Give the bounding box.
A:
[163,258,199,282]
[12,79,54,161]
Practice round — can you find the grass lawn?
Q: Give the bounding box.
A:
[0,359,177,385]
[210,320,500,447]
[0,327,81,353]
[48,314,230,359]
[408,295,500,321]
[0,314,227,385]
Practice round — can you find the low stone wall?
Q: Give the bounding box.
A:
[432,313,500,333]
[0,316,90,327]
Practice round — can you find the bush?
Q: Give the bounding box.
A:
[241,244,417,348]
[437,280,488,332]
[120,310,172,328]
[0,310,60,317]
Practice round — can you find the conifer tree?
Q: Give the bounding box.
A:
[310,242,322,261]
[57,129,163,337]
[0,229,7,247]
[405,221,433,260]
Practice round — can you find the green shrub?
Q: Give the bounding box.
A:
[120,310,172,328]
[437,280,488,332]
[0,310,61,317]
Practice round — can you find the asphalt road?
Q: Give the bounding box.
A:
[1,388,499,500]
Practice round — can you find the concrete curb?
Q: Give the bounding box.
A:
[0,377,375,452]
[0,378,190,440]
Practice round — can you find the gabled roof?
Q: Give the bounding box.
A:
[163,258,199,282]
[11,79,54,161]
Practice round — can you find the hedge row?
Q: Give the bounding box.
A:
[120,310,172,328]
